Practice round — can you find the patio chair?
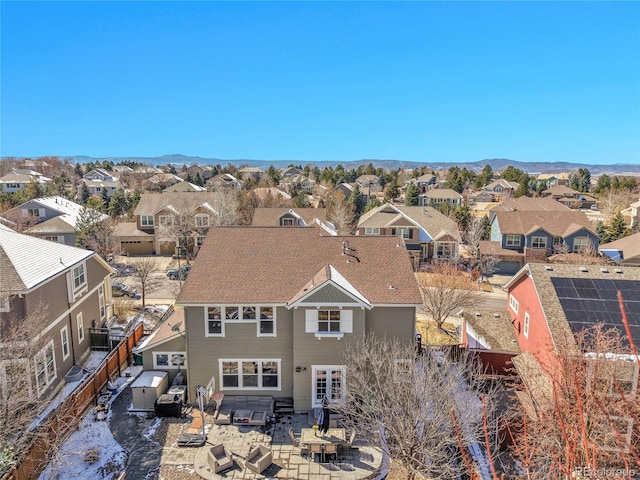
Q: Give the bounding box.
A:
[245,444,273,474]
[289,428,308,457]
[309,443,323,462]
[324,443,338,463]
[207,443,234,474]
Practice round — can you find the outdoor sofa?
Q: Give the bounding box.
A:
[213,395,275,425]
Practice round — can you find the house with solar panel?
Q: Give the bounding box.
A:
[0,225,114,399]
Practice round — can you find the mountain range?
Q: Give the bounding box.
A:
[66,154,640,175]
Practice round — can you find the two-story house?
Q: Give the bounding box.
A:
[251,208,333,232]
[0,196,107,246]
[176,227,422,409]
[418,188,463,208]
[482,179,519,202]
[80,178,123,199]
[503,263,639,451]
[206,173,243,190]
[0,169,52,193]
[541,184,597,210]
[357,203,461,266]
[115,192,222,256]
[0,225,114,399]
[412,173,437,193]
[84,168,117,182]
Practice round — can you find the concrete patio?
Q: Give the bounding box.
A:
[163,412,384,480]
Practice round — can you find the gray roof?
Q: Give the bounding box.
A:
[0,224,94,293]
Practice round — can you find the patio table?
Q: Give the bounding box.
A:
[301,428,346,461]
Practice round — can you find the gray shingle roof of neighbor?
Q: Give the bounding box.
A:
[133,192,223,216]
[493,210,596,236]
[421,188,463,199]
[251,208,328,226]
[599,232,640,261]
[0,224,94,293]
[177,226,423,306]
[491,196,569,212]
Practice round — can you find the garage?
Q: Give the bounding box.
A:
[120,240,154,256]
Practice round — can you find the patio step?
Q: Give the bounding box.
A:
[275,397,294,414]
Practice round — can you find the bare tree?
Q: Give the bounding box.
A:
[336,333,505,480]
[0,305,50,475]
[509,324,640,477]
[327,192,355,235]
[462,215,485,260]
[155,194,213,255]
[598,188,636,224]
[76,213,118,261]
[129,257,162,308]
[416,263,483,329]
[209,189,240,226]
[551,239,604,265]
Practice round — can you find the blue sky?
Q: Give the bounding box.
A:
[1,1,639,165]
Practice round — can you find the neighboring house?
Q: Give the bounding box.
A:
[143,173,182,191]
[162,181,207,193]
[489,209,599,264]
[482,179,519,202]
[118,192,223,256]
[207,173,242,190]
[541,185,597,210]
[469,190,495,204]
[133,306,186,385]
[620,198,640,229]
[112,165,134,174]
[280,166,304,178]
[536,172,571,187]
[357,203,461,265]
[355,175,379,188]
[0,169,52,193]
[503,263,639,439]
[418,189,463,208]
[412,174,437,193]
[80,178,123,199]
[279,174,316,193]
[251,187,291,201]
[0,196,107,246]
[489,196,569,221]
[251,208,329,228]
[599,232,640,267]
[175,227,423,409]
[237,167,265,182]
[0,224,114,399]
[84,168,117,182]
[330,183,353,199]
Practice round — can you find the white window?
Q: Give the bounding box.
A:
[206,307,223,336]
[35,341,56,393]
[313,366,345,407]
[158,215,174,227]
[435,242,456,258]
[26,208,42,217]
[510,295,519,314]
[61,326,70,360]
[506,235,521,247]
[140,215,154,226]
[523,312,530,338]
[195,214,209,227]
[44,235,64,243]
[280,217,295,227]
[531,236,547,248]
[573,237,590,252]
[394,227,410,239]
[259,307,275,336]
[364,227,380,235]
[0,296,9,313]
[219,359,281,390]
[153,352,186,370]
[305,309,353,339]
[72,263,86,291]
[77,312,85,343]
[98,285,106,321]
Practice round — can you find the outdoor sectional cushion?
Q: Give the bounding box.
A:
[213,395,275,425]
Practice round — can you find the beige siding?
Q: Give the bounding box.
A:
[184,306,294,402]
[304,285,360,304]
[366,306,416,341]
[141,336,187,385]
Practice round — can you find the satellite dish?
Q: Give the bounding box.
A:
[171,354,185,366]
[169,321,183,332]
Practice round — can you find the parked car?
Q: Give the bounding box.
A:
[112,282,136,298]
[166,264,191,280]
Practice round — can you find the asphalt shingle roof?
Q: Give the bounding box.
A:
[177,227,422,306]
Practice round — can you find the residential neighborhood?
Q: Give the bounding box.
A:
[1,156,639,479]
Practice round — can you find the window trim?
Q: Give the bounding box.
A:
[72,262,87,292]
[531,236,547,249]
[140,215,154,227]
[0,296,9,313]
[573,236,590,253]
[312,365,346,408]
[195,213,210,227]
[153,352,187,370]
[61,326,70,361]
[364,227,380,235]
[506,234,521,247]
[35,340,56,394]
[158,215,174,227]
[98,285,106,321]
[280,217,295,227]
[394,227,410,239]
[523,312,530,338]
[218,359,281,391]
[435,241,456,259]
[305,309,353,339]
[77,312,85,343]
[509,294,519,314]
[205,305,277,337]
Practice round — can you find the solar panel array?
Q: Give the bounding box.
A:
[550,277,640,348]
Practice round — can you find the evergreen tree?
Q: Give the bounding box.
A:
[595,220,605,239]
[363,196,381,213]
[169,165,177,175]
[405,182,420,206]
[384,183,400,202]
[454,204,472,232]
[475,164,493,188]
[80,183,90,204]
[602,212,630,244]
[101,187,110,206]
[194,172,204,187]
[569,168,591,193]
[348,184,366,217]
[482,215,491,240]
[594,174,611,195]
[514,180,530,198]
[108,188,128,218]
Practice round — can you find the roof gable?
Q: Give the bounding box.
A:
[287,265,372,309]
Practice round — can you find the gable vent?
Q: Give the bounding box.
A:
[600,268,609,273]
[579,267,588,272]
[545,266,553,271]
[615,268,623,274]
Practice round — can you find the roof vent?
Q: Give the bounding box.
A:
[389,284,396,290]
[545,266,553,271]
[579,267,588,272]
[600,268,609,273]
[493,313,501,318]
[475,312,482,317]
[615,268,623,274]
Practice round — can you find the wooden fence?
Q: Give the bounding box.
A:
[4,322,144,480]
